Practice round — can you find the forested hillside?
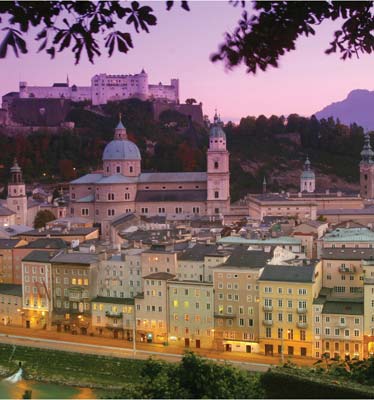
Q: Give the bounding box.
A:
[0,100,367,201]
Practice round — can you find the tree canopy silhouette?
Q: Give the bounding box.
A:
[2,1,374,71]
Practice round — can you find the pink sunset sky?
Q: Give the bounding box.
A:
[1,1,374,122]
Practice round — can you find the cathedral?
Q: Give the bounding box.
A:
[69,114,230,238]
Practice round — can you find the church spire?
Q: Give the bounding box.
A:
[10,158,23,184]
[361,132,374,164]
[114,113,127,140]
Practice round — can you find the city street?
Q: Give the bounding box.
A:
[0,325,316,372]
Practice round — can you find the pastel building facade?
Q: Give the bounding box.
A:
[91,296,135,340]
[168,280,214,349]
[258,263,322,358]
[97,251,143,299]
[69,115,230,238]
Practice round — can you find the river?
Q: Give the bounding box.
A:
[0,379,96,399]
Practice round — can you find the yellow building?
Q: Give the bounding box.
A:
[258,262,322,358]
[213,247,272,353]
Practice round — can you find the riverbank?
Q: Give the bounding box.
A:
[0,343,147,395]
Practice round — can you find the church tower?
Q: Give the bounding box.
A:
[360,132,374,199]
[206,113,230,215]
[300,156,315,193]
[7,159,27,225]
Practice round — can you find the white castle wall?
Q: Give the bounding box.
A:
[18,71,179,106]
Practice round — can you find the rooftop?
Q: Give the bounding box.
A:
[259,264,316,283]
[323,227,374,242]
[0,283,22,297]
[178,243,221,261]
[142,272,175,280]
[23,238,68,250]
[322,298,364,316]
[0,239,23,249]
[91,296,134,305]
[222,247,272,269]
[218,236,301,246]
[51,252,99,265]
[23,250,59,263]
[135,189,207,203]
[321,248,374,260]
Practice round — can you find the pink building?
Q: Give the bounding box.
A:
[69,114,231,238]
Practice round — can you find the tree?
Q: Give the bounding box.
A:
[185,98,197,105]
[212,2,374,73]
[2,2,374,73]
[33,210,56,228]
[117,352,263,399]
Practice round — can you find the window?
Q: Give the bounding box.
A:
[298,288,307,295]
[287,329,293,340]
[214,161,219,169]
[125,193,130,200]
[107,209,115,216]
[214,191,219,199]
[81,208,89,216]
[107,193,114,201]
[175,207,182,214]
[354,329,360,337]
[300,330,306,341]
[141,207,148,214]
[265,327,272,338]
[116,166,121,173]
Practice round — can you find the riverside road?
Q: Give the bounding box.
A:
[0,325,316,372]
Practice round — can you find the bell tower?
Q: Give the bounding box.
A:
[360,132,374,199]
[300,156,315,193]
[7,159,28,225]
[206,113,230,215]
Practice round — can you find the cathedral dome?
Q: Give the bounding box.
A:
[102,140,141,161]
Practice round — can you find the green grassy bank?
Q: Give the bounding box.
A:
[0,343,145,393]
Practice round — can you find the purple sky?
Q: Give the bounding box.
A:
[1,1,374,122]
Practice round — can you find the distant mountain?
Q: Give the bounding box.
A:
[315,89,374,131]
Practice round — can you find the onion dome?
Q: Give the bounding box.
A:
[301,156,315,179]
[209,112,226,139]
[102,115,141,161]
[361,132,374,164]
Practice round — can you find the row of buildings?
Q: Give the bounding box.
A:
[2,222,374,361]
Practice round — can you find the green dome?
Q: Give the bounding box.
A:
[301,170,315,179]
[209,113,226,139]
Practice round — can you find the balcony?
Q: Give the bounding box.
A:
[262,320,273,326]
[68,288,90,302]
[297,308,307,314]
[263,305,273,312]
[105,311,123,319]
[339,265,356,273]
[297,322,308,329]
[214,313,236,319]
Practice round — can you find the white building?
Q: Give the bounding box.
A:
[16,70,179,106]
